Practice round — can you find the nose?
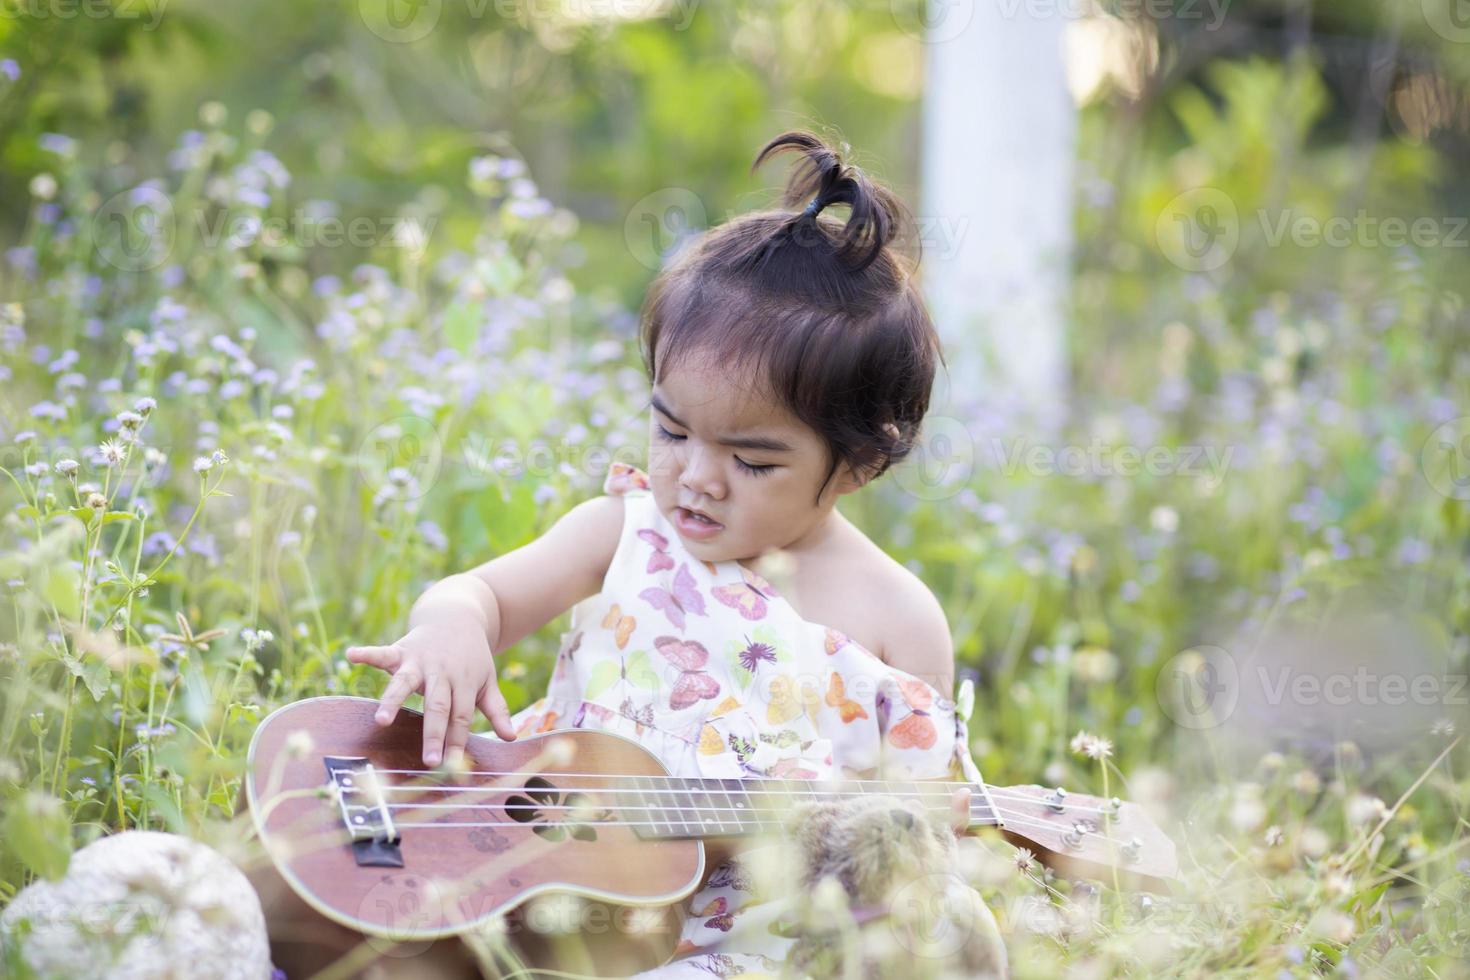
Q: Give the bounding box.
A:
[677,444,725,500]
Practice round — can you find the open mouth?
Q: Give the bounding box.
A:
[674,506,724,537]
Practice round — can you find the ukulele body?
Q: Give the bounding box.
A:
[244,696,705,976]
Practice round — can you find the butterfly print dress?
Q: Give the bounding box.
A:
[501,461,986,978]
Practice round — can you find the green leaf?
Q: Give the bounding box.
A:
[101,511,138,525]
[80,659,111,702]
[442,300,480,356]
[480,479,537,552]
[480,252,523,297]
[140,785,184,834]
[3,792,72,881]
[41,560,81,621]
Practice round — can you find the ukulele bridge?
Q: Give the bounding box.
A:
[325,756,404,868]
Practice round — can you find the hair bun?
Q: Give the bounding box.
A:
[751,130,907,274]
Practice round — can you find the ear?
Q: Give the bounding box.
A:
[830,423,902,496]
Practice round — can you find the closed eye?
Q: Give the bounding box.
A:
[735,457,775,477]
[658,424,775,476]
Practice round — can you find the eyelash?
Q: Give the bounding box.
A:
[655,424,776,477]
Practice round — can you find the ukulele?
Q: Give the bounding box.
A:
[244,696,1176,976]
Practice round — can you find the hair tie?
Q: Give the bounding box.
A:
[802,195,822,218]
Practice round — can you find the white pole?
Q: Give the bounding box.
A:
[918,0,1075,424]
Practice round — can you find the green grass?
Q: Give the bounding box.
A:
[1,94,1468,978]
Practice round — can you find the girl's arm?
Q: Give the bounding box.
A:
[347,493,625,766]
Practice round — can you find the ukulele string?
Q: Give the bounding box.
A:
[373,791,1120,840]
[379,791,1106,824]
[386,806,1117,845]
[366,771,1111,815]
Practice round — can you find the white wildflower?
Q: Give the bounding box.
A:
[1149,505,1179,534]
[1346,794,1386,827]
[28,172,57,200]
[1069,730,1113,761]
[193,456,213,475]
[1229,784,1266,833]
[97,439,126,467]
[54,459,78,478]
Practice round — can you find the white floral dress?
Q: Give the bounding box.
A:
[504,462,985,978]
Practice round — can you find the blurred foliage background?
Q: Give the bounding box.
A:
[2,0,1470,976]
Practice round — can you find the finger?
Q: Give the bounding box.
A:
[442,687,475,768]
[347,645,402,671]
[375,662,422,726]
[950,787,972,834]
[477,684,518,742]
[421,673,452,766]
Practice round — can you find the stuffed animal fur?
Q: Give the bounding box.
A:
[780,793,1008,980]
[0,830,272,979]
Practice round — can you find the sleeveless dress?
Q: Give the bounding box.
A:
[503,461,985,979]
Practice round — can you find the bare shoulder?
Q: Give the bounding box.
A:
[870,552,952,696]
[831,522,955,696]
[553,492,626,591]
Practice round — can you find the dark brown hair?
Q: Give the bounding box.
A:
[639,130,944,501]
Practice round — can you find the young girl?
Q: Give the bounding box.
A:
[347,130,990,977]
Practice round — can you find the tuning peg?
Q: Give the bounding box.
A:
[1121,837,1142,863]
[1105,797,1122,822]
[1062,821,1088,849]
[1046,787,1068,812]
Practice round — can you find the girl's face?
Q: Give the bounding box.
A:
[646,349,862,563]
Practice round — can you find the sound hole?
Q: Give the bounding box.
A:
[505,776,613,842]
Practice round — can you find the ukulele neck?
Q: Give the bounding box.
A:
[623,776,1002,841]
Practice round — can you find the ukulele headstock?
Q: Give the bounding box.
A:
[987,783,1178,882]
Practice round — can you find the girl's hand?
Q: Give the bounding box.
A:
[949,786,973,837]
[346,620,517,767]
